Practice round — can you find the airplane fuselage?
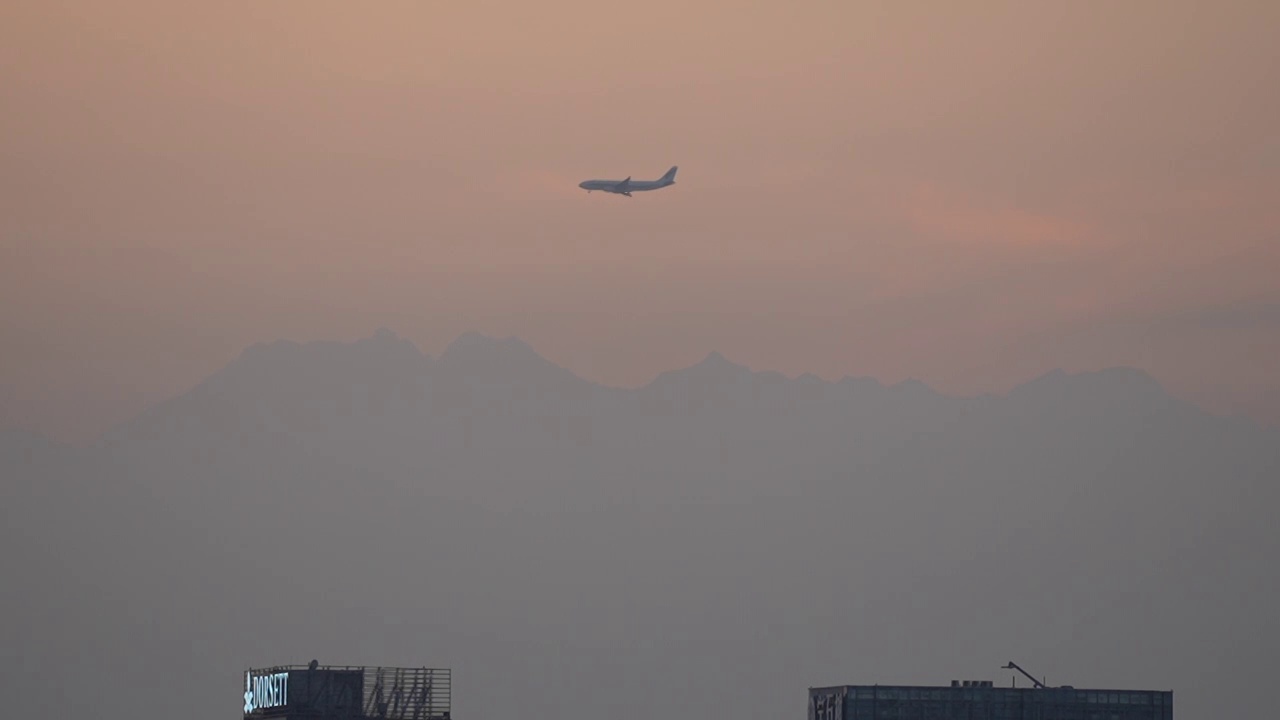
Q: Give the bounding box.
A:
[578,179,672,193]
[579,166,678,196]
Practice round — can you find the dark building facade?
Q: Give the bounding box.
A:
[809,682,1172,720]
[243,664,450,720]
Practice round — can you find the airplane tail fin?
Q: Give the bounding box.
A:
[660,166,678,183]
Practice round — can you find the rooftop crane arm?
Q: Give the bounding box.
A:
[1002,661,1046,689]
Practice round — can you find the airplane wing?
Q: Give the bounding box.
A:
[615,177,631,193]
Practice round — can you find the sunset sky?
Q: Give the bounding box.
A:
[3,0,1278,443]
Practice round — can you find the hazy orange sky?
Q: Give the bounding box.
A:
[3,0,1278,444]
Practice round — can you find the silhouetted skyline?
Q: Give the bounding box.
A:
[4,329,1277,720]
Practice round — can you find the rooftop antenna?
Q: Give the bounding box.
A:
[1002,661,1046,689]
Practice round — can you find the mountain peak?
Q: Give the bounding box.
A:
[440,332,540,364]
[675,350,753,381]
[353,327,426,360]
[838,375,884,389]
[699,350,731,367]
[688,350,753,373]
[434,332,593,391]
[230,329,426,372]
[1006,366,1178,417]
[1012,366,1167,398]
[361,326,406,345]
[638,350,755,400]
[888,378,944,403]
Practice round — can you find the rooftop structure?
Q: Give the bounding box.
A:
[243,663,450,720]
[810,665,1172,720]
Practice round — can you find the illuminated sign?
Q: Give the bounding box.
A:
[810,690,845,720]
[244,671,290,714]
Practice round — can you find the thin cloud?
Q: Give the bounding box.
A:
[899,182,1098,249]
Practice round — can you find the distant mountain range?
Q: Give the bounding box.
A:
[3,330,1277,720]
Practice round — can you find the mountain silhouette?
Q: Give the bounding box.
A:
[3,330,1277,720]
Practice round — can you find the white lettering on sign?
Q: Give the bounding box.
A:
[244,671,289,714]
[811,691,844,720]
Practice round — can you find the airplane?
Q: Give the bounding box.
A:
[579,166,678,196]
